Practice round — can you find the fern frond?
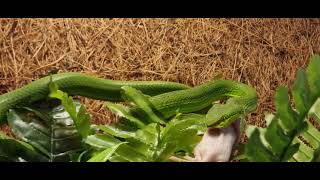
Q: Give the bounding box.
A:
[245,54,320,162]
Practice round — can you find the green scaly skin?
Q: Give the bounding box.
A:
[0,73,258,127]
[148,79,257,127]
[0,72,189,124]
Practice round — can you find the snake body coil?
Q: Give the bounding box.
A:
[0,72,257,126]
[0,73,189,123]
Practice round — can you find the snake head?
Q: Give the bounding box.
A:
[205,102,244,128]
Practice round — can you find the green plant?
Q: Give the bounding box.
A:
[244,54,320,162]
[0,81,121,162]
[2,101,84,162]
[0,66,258,162]
[86,86,207,162]
[0,82,208,162]
[3,55,318,162]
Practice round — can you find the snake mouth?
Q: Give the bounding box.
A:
[208,110,242,128]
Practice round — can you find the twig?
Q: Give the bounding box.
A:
[32,39,47,66]
[31,53,68,73]
[10,36,18,86]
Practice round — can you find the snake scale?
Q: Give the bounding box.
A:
[0,72,257,126]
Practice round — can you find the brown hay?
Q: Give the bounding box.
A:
[1,18,320,137]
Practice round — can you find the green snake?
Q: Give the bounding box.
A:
[0,72,257,127]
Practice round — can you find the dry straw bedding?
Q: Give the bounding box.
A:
[1,18,320,135]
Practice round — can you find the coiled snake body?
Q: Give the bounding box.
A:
[0,73,257,126]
